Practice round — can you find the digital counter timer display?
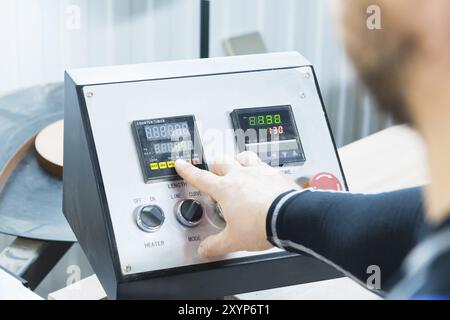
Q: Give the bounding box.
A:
[231,105,306,166]
[132,115,207,182]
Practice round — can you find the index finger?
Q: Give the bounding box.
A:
[175,159,222,196]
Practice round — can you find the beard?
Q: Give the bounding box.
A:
[340,0,417,124]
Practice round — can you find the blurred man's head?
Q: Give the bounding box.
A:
[337,0,450,222]
[337,0,450,126]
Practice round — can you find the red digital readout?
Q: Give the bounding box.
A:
[268,126,285,135]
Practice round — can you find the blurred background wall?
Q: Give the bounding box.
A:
[0,0,393,297]
[0,0,393,146]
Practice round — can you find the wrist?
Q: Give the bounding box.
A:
[266,189,301,247]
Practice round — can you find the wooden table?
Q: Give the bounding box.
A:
[48,125,429,300]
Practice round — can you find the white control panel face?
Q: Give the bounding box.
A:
[83,66,345,276]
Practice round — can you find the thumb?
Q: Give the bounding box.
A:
[198,229,235,258]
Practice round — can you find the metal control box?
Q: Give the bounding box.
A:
[63,52,347,299]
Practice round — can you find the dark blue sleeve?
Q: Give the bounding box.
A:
[266,188,426,288]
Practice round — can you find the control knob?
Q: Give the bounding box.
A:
[176,200,204,227]
[136,205,165,232]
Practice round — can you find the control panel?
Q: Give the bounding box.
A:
[64,52,347,299]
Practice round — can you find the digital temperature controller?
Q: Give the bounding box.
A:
[132,115,207,182]
[231,105,306,166]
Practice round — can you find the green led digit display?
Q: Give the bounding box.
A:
[248,114,282,126]
[231,105,307,167]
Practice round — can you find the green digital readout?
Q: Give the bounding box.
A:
[248,114,282,126]
[231,105,306,167]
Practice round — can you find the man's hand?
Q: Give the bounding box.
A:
[175,152,300,258]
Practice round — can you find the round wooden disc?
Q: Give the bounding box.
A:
[35,120,64,177]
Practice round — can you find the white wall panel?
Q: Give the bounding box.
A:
[0,0,391,147]
[0,0,200,96]
[0,1,21,93]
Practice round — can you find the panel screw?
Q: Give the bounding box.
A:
[305,72,311,79]
[124,265,132,273]
[86,92,94,98]
[300,92,306,99]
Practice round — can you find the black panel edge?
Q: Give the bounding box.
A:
[63,74,120,299]
[118,254,343,300]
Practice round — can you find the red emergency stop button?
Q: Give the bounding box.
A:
[309,172,343,191]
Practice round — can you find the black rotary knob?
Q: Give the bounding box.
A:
[136,205,165,232]
[176,200,204,227]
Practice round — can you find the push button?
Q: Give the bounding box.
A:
[136,205,165,232]
[159,162,168,169]
[167,160,175,168]
[176,200,204,227]
[309,172,343,191]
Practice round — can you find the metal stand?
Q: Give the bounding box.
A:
[0,238,72,290]
[200,0,210,58]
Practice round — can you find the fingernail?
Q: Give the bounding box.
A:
[175,159,188,168]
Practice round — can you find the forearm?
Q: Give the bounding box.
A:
[266,188,426,287]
